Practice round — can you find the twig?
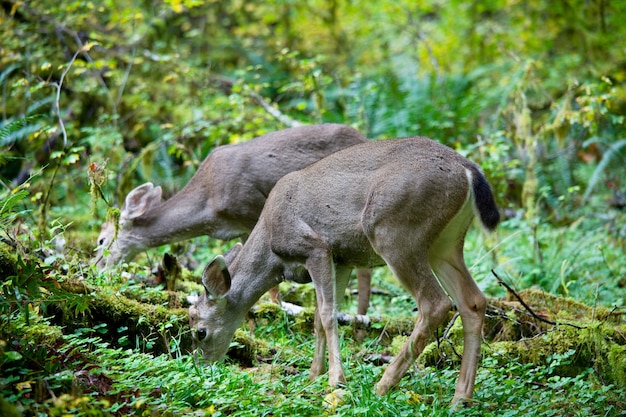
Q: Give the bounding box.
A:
[607,305,626,317]
[492,270,583,330]
[52,49,81,148]
[440,312,463,361]
[38,48,83,234]
[442,311,460,340]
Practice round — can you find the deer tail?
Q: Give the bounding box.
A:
[469,165,500,231]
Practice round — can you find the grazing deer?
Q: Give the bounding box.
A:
[188,137,500,405]
[94,124,372,310]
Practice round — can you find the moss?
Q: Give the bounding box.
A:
[229,329,259,367]
[372,316,415,344]
[389,335,409,356]
[281,283,316,307]
[119,285,169,305]
[55,280,191,355]
[483,321,626,386]
[254,302,288,320]
[418,338,464,368]
[175,275,204,294]
[607,344,626,388]
[293,308,315,333]
[511,289,613,322]
[26,322,64,346]
[226,328,272,366]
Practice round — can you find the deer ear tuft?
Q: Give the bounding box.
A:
[201,256,231,297]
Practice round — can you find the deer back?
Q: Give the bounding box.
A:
[94,124,367,269]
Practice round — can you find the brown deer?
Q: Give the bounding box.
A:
[188,137,500,405]
[94,124,372,309]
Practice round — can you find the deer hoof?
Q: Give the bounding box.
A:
[375,381,391,396]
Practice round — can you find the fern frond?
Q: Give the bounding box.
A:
[582,138,626,202]
[0,115,45,146]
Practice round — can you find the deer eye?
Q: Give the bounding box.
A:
[196,329,207,340]
[98,238,106,246]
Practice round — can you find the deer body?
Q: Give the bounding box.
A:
[94,124,368,269]
[189,137,500,405]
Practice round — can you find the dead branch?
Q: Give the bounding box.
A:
[492,269,583,330]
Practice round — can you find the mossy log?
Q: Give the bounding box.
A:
[418,289,625,388]
[53,279,193,356]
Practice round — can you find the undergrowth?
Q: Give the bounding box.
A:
[1,184,625,415]
[2,320,624,416]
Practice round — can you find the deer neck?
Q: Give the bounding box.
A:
[225,227,284,312]
[120,191,217,255]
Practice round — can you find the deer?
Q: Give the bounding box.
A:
[188,136,500,406]
[93,124,372,311]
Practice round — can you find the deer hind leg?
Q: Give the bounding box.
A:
[310,304,327,379]
[375,255,452,396]
[430,246,486,405]
[307,249,351,386]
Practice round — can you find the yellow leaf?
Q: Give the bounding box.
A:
[15,380,34,390]
[405,390,423,405]
[80,42,95,52]
[322,388,349,413]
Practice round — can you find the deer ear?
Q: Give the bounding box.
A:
[122,183,163,220]
[201,255,231,298]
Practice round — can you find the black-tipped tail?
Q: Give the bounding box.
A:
[470,165,500,231]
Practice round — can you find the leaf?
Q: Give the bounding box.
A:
[0,189,29,222]
[63,153,81,166]
[4,350,23,361]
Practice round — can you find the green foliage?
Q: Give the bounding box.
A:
[1,0,626,414]
[484,217,626,306]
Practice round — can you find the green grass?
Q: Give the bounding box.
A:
[3,324,624,416]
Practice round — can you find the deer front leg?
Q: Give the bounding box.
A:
[355,268,372,342]
[306,250,350,387]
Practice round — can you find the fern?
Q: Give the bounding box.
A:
[582,138,626,202]
[0,188,29,227]
[0,115,45,146]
